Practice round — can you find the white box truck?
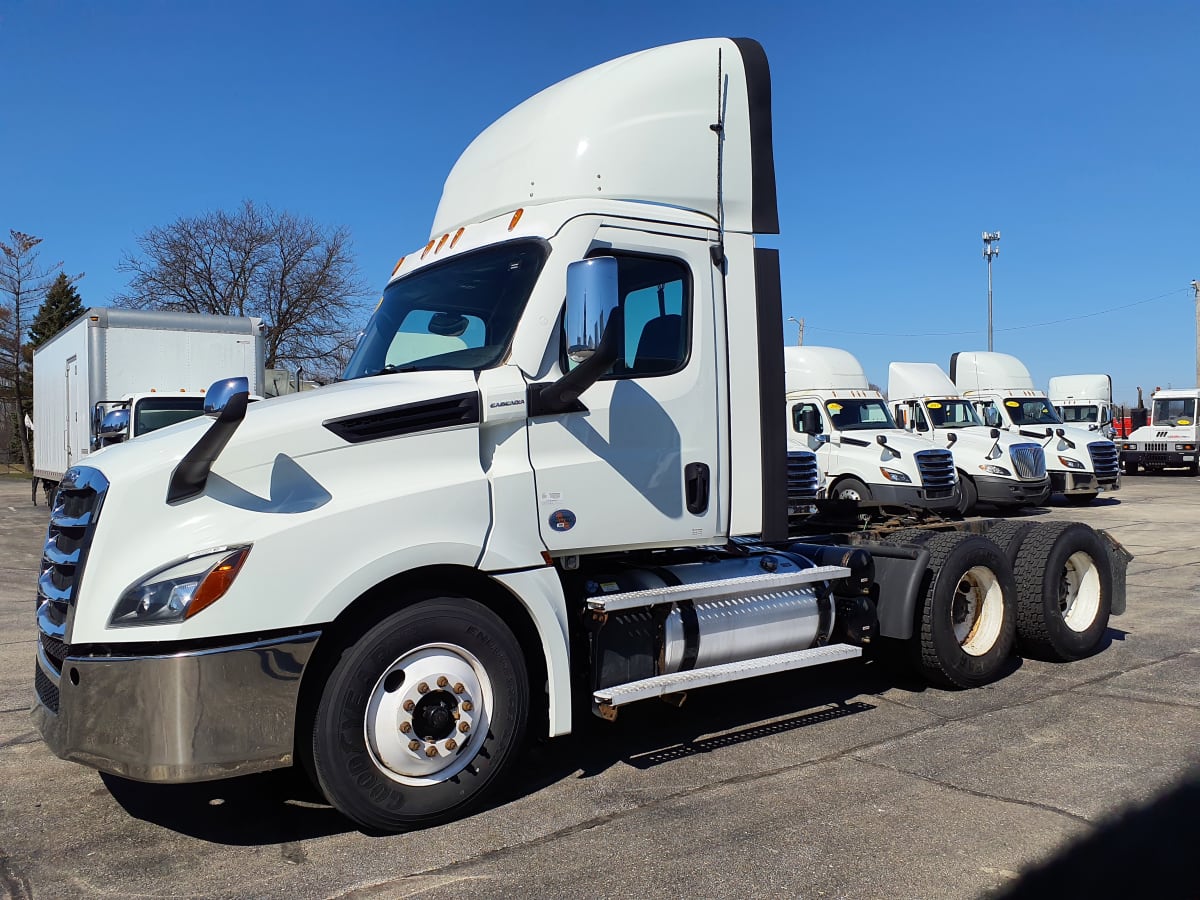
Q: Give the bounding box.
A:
[950,351,1121,505]
[888,362,1050,514]
[32,39,1129,832]
[1048,374,1116,440]
[1118,388,1200,474]
[785,347,959,510]
[32,309,265,498]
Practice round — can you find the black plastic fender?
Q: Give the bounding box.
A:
[854,542,932,641]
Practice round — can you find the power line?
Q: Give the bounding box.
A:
[802,286,1190,338]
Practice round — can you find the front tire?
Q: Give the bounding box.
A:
[914,533,1017,689]
[310,596,529,832]
[834,477,872,503]
[1012,522,1112,661]
[954,473,978,516]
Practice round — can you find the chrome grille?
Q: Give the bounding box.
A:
[1010,443,1047,479]
[36,466,108,675]
[915,449,956,491]
[786,450,820,505]
[1087,441,1120,478]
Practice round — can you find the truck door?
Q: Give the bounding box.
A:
[527,228,721,552]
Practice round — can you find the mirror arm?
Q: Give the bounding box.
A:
[536,308,624,416]
[167,388,250,504]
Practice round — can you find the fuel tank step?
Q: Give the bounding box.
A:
[585,566,851,614]
[592,643,863,718]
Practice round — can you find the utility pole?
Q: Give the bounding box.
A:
[982,231,1000,351]
[787,316,805,346]
[1193,280,1200,388]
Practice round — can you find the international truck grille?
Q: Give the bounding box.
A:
[1143,442,1168,453]
[786,451,820,504]
[1087,441,1120,478]
[323,392,481,444]
[914,449,955,491]
[36,466,108,678]
[1010,444,1047,479]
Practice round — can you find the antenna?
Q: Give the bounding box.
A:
[709,47,726,269]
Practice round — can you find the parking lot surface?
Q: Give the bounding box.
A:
[1,475,1197,899]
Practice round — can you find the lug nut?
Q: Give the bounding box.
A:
[461,701,473,712]
[459,721,470,733]
[417,682,429,694]
[437,675,449,687]
[425,746,439,758]
[453,682,465,694]
[399,722,411,734]
[445,738,457,750]
[403,699,415,712]
[408,740,420,751]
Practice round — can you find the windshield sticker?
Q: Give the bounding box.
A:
[1179,419,1191,425]
[1005,400,1020,407]
[828,403,843,412]
[927,401,942,409]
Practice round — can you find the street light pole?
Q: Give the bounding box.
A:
[982,231,1000,351]
[787,316,804,346]
[1192,280,1199,388]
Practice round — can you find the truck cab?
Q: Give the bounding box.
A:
[786,347,958,510]
[1048,374,1115,440]
[951,351,1120,505]
[888,362,1049,514]
[1118,388,1200,475]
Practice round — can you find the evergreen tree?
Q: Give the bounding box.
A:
[28,272,84,348]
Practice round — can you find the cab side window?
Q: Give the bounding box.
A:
[910,404,930,432]
[589,253,690,379]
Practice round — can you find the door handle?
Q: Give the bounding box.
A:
[685,462,710,515]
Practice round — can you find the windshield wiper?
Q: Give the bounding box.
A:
[370,363,422,377]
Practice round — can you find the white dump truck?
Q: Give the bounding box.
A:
[888,362,1050,514]
[785,346,958,510]
[33,39,1128,833]
[31,309,265,500]
[1118,388,1200,475]
[950,351,1121,505]
[1048,374,1116,440]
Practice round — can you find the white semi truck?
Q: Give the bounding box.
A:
[1048,374,1116,440]
[32,308,265,500]
[784,347,958,510]
[1118,388,1200,475]
[33,39,1128,832]
[950,351,1121,505]
[888,362,1050,514]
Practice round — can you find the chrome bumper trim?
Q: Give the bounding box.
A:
[33,631,321,783]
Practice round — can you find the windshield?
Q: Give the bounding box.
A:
[1058,405,1100,424]
[826,398,896,431]
[133,396,205,436]
[1152,398,1197,426]
[1004,397,1061,426]
[924,399,981,429]
[343,240,549,380]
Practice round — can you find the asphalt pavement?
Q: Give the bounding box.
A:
[0,474,1196,899]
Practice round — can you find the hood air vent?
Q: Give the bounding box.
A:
[324,393,480,444]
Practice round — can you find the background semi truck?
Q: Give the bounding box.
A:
[1119,387,1200,474]
[888,362,1050,514]
[32,38,1128,833]
[784,346,958,510]
[950,351,1121,505]
[1048,373,1116,440]
[31,308,265,498]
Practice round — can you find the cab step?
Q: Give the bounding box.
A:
[585,566,850,614]
[592,643,863,719]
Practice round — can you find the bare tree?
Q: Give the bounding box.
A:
[0,231,59,471]
[117,201,369,380]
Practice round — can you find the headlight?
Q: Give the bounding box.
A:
[1057,456,1086,470]
[979,464,1012,476]
[880,467,911,483]
[109,546,251,627]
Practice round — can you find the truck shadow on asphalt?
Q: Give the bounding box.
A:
[98,656,990,843]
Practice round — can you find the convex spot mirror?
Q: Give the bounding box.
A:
[205,376,251,419]
[97,408,131,445]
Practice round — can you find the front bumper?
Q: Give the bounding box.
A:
[975,474,1051,507]
[868,482,958,511]
[1120,450,1196,468]
[1048,471,1121,495]
[33,630,320,783]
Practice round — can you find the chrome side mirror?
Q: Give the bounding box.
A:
[564,257,619,366]
[97,408,131,446]
[205,377,251,418]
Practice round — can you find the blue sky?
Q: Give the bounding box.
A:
[2,1,1197,405]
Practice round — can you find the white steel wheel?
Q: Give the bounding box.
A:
[1058,550,1102,633]
[365,643,493,786]
[952,565,1006,656]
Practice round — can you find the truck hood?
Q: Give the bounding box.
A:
[82,370,482,487]
[1125,425,1195,442]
